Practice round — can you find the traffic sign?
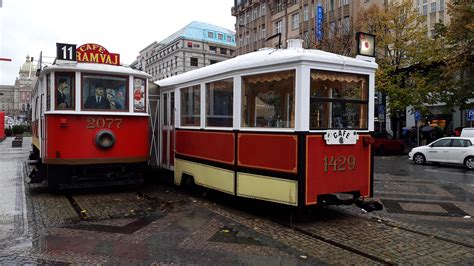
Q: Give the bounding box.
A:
[414,110,421,121]
[467,109,474,121]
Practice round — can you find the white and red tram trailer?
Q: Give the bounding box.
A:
[30,43,151,191]
[152,39,379,208]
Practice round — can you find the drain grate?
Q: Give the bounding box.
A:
[382,199,469,217]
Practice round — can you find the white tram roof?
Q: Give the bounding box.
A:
[38,61,151,79]
[156,46,377,88]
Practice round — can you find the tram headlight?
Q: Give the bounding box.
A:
[95,130,115,149]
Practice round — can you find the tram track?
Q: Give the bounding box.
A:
[271,216,396,265]
[269,207,474,264]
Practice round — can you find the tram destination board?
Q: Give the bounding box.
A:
[56,43,77,61]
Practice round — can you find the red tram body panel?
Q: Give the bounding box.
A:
[44,115,149,164]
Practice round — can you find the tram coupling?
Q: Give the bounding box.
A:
[355,199,384,213]
[318,194,383,212]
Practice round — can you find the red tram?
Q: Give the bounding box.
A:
[30,43,151,191]
[152,39,379,208]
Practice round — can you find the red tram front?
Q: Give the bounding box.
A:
[30,43,151,190]
[153,39,378,208]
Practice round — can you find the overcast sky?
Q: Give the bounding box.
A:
[0,0,235,84]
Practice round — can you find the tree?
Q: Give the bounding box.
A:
[436,0,474,111]
[357,0,443,113]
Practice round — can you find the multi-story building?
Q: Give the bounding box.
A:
[232,0,385,55]
[415,0,449,37]
[0,55,35,119]
[134,21,236,82]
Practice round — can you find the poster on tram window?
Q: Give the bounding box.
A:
[133,78,146,112]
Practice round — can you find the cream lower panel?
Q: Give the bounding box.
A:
[174,159,234,195]
[237,173,298,206]
[32,136,40,150]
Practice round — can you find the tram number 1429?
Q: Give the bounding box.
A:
[86,118,123,129]
[323,155,356,172]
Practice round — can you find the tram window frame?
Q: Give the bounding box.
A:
[309,69,369,130]
[180,85,201,127]
[241,69,296,129]
[205,78,233,128]
[55,72,75,111]
[133,77,147,113]
[81,73,129,112]
[46,74,51,111]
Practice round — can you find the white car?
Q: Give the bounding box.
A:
[408,137,474,169]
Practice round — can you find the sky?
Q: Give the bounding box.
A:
[0,0,236,85]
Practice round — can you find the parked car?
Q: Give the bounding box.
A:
[373,131,405,155]
[408,137,474,169]
[460,128,474,138]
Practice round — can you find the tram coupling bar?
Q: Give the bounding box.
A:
[355,199,384,212]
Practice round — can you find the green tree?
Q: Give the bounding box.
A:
[357,0,443,113]
[436,0,474,111]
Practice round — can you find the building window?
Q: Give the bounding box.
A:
[227,35,232,42]
[330,21,336,38]
[193,44,200,48]
[276,20,282,34]
[439,0,444,11]
[330,0,335,11]
[180,85,201,126]
[241,70,295,128]
[187,42,193,48]
[304,5,309,21]
[220,48,227,55]
[208,31,214,38]
[422,4,428,15]
[206,78,233,127]
[261,3,266,15]
[292,13,300,30]
[343,16,351,35]
[210,60,218,64]
[343,0,349,5]
[310,70,368,129]
[277,0,283,12]
[190,57,198,67]
[261,24,266,39]
[430,2,437,13]
[218,33,224,40]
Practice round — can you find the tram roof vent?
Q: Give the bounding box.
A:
[287,39,303,50]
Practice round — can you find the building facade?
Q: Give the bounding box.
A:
[0,55,35,120]
[232,0,385,55]
[134,21,236,82]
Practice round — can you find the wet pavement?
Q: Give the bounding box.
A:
[0,137,473,264]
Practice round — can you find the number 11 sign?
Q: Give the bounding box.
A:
[56,43,77,61]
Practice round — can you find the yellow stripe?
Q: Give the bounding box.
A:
[32,136,40,151]
[237,172,298,206]
[174,159,235,194]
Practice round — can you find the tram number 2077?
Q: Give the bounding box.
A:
[86,118,123,129]
[323,155,356,172]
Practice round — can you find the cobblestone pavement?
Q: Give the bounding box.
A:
[0,137,472,264]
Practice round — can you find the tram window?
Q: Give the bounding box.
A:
[206,78,233,127]
[133,78,146,112]
[310,70,368,130]
[241,70,295,128]
[46,74,51,111]
[180,85,201,126]
[55,72,75,110]
[82,74,128,111]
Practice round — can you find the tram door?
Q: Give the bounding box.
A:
[160,91,175,170]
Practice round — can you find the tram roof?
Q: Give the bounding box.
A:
[38,61,151,79]
[156,47,378,88]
